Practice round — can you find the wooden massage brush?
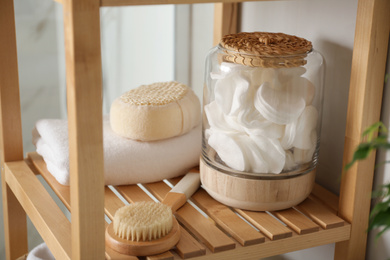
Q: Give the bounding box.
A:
[105,171,200,256]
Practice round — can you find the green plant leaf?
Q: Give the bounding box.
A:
[344,143,373,170]
[368,208,390,241]
[344,122,390,171]
[372,135,389,144]
[368,208,390,231]
[372,142,390,150]
[362,121,387,142]
[370,199,390,219]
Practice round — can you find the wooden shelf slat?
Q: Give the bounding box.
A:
[310,183,339,213]
[191,189,265,246]
[295,197,345,229]
[174,203,236,253]
[105,243,140,260]
[144,181,175,201]
[146,251,175,260]
[174,226,207,259]
[104,187,127,220]
[169,177,264,246]
[235,209,293,240]
[116,184,155,203]
[272,208,319,235]
[4,161,72,260]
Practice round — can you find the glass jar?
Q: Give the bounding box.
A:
[200,32,325,211]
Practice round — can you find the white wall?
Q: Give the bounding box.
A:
[240,0,389,259]
[99,6,175,113]
[190,4,215,100]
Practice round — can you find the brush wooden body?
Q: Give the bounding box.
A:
[106,217,181,256]
[106,171,200,256]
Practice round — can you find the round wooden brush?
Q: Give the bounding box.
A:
[106,171,200,256]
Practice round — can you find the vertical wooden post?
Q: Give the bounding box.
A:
[213,2,238,46]
[335,0,390,259]
[0,0,28,259]
[63,0,106,259]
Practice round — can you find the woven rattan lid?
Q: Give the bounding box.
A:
[219,32,312,68]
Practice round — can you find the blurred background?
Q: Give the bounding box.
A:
[1,0,389,259]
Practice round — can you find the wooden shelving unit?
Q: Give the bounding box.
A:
[1,0,389,259]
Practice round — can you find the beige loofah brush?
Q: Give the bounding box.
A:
[105,171,200,256]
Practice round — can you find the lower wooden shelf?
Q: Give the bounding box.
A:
[6,152,351,260]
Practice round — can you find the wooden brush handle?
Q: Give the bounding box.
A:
[162,193,187,213]
[171,172,200,198]
[162,172,200,212]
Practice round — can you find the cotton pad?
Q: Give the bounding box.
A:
[281,120,298,150]
[205,100,283,139]
[284,76,316,106]
[214,72,252,116]
[237,108,284,139]
[207,130,286,174]
[208,132,247,171]
[292,106,318,150]
[239,135,269,173]
[251,135,286,174]
[293,131,317,164]
[284,150,298,171]
[204,101,243,133]
[254,81,306,125]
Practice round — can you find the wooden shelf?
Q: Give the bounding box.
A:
[1,0,389,259]
[25,152,350,260]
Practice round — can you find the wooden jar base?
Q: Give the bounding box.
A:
[200,158,315,211]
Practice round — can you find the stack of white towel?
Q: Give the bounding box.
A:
[205,62,318,174]
[33,116,201,186]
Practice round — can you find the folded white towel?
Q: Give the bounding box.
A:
[27,243,55,260]
[33,117,201,186]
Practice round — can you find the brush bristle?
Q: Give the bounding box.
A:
[113,202,173,242]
